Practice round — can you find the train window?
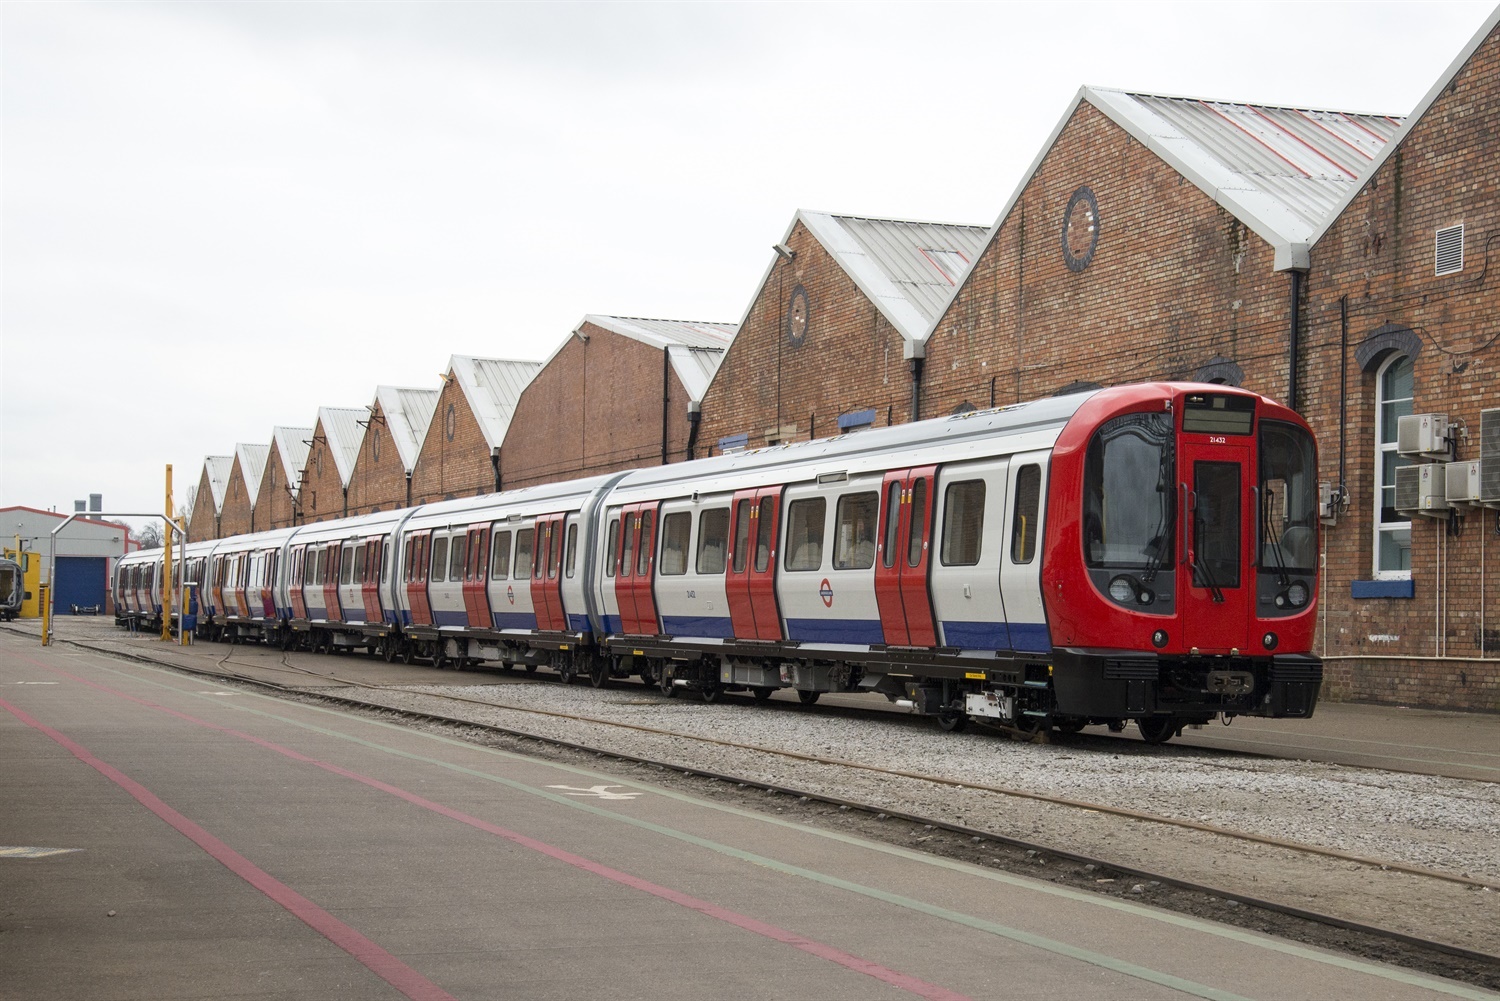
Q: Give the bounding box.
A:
[940,480,985,566]
[315,549,327,586]
[1194,462,1242,589]
[381,542,390,584]
[515,529,535,582]
[605,519,619,577]
[883,481,901,568]
[492,531,512,579]
[754,499,775,573]
[834,492,878,570]
[547,524,560,580]
[697,508,729,574]
[449,537,467,582]
[565,523,578,578]
[621,516,637,579]
[732,500,751,573]
[403,539,414,583]
[353,544,367,584]
[660,512,690,575]
[1010,466,1040,564]
[419,537,429,582]
[784,497,825,571]
[431,537,449,583]
[907,479,928,568]
[1084,412,1175,569]
[341,546,355,585]
[637,510,654,576]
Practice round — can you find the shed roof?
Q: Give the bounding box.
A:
[316,407,369,488]
[202,456,234,514]
[233,443,270,507]
[1309,6,1500,250]
[1000,87,1401,272]
[272,426,313,499]
[571,315,736,403]
[371,386,441,475]
[447,356,543,450]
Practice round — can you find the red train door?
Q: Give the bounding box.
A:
[1179,438,1253,653]
[322,545,342,622]
[611,505,660,636]
[289,547,308,619]
[260,551,276,617]
[462,525,492,629]
[234,554,250,617]
[726,488,782,641]
[875,467,938,647]
[362,539,383,623]
[406,532,433,626]
[531,514,567,632]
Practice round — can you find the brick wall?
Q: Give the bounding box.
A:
[346,400,412,515]
[1302,23,1500,710]
[186,467,219,542]
[297,418,350,524]
[502,322,696,489]
[255,442,300,530]
[408,375,498,505]
[699,222,916,451]
[217,456,254,538]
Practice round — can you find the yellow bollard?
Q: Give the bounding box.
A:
[39,583,50,647]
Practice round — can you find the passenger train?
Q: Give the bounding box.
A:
[115,383,1324,743]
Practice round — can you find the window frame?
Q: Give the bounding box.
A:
[1373,352,1413,580]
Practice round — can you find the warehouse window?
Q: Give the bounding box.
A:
[1374,353,1413,578]
[785,497,825,571]
[941,480,985,566]
[697,508,729,574]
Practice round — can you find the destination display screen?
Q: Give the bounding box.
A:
[1181,393,1255,435]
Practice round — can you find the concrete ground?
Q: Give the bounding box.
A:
[2,628,1493,1000]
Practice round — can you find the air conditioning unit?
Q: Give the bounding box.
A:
[1395,463,1450,517]
[1319,481,1337,524]
[1482,408,1500,508]
[1397,413,1451,459]
[1445,460,1484,509]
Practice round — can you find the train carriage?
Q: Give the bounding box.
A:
[284,511,406,654]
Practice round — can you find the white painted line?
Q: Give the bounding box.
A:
[545,784,643,800]
[0,846,82,859]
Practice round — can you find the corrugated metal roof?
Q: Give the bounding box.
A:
[796,211,990,348]
[203,455,234,513]
[317,407,368,488]
[449,356,543,450]
[572,316,736,403]
[372,386,440,474]
[1310,6,1500,250]
[233,443,270,507]
[272,426,313,499]
[1084,87,1402,269]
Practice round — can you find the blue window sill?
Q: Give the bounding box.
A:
[1351,579,1414,599]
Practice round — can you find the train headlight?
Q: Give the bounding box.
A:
[1108,576,1136,603]
[1286,582,1309,608]
[1136,588,1155,606]
[1152,629,1169,648]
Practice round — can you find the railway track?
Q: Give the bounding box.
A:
[113,642,1500,989]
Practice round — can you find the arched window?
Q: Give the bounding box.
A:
[1373,353,1413,578]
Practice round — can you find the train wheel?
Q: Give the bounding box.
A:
[637,664,656,689]
[796,690,820,706]
[1012,713,1047,736]
[658,672,677,698]
[382,637,398,663]
[524,663,538,674]
[1055,717,1087,735]
[589,659,610,688]
[751,686,774,703]
[401,642,417,666]
[700,683,723,703]
[432,647,447,670]
[937,710,968,733]
[1136,718,1176,745]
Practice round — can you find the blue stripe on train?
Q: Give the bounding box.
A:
[492,610,538,630]
[660,614,735,639]
[784,617,884,645]
[940,620,1050,653]
[432,609,469,627]
[569,614,589,633]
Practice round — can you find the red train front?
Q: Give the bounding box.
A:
[1042,383,1322,740]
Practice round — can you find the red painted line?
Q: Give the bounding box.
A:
[1199,100,1310,178]
[1337,111,1388,147]
[0,696,455,1001]
[1293,109,1373,163]
[1249,107,1357,178]
[27,665,973,1001]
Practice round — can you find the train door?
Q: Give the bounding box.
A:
[405,531,433,627]
[611,505,655,636]
[530,514,567,632]
[558,515,584,634]
[233,554,250,617]
[875,467,938,647]
[931,461,1011,650]
[1179,437,1253,654]
[288,547,307,619]
[324,544,345,623]
[361,539,383,623]
[260,551,276,618]
[726,488,782,641]
[999,455,1050,653]
[461,525,491,629]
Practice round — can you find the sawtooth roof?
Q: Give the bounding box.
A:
[569,315,737,403]
[201,456,234,514]
[233,443,270,507]
[447,356,543,450]
[371,386,441,475]
[316,407,369,488]
[272,426,313,499]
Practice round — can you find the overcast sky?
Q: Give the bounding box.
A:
[2,0,1494,537]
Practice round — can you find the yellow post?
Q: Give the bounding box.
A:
[39,583,50,646]
[161,465,174,642]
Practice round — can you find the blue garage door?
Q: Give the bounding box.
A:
[55,557,107,613]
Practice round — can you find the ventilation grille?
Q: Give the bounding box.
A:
[1395,465,1421,512]
[1482,408,1500,505]
[1396,464,1450,516]
[1436,224,1464,276]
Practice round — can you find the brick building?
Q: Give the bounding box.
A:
[699,211,988,453]
[502,316,734,489]
[297,407,367,524]
[253,426,313,531]
[344,386,440,515]
[408,356,541,505]
[1299,9,1500,709]
[186,455,233,542]
[217,443,269,537]
[922,89,1400,415]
